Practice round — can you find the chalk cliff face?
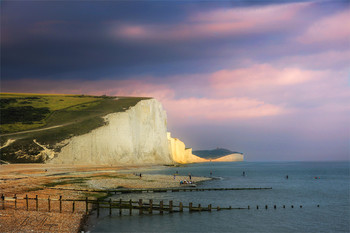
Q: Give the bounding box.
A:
[168,132,244,163]
[168,133,207,164]
[51,99,173,165]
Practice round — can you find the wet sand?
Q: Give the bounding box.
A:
[0,164,209,232]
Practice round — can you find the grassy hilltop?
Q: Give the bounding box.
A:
[0,93,149,163]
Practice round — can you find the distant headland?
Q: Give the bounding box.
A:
[193,148,244,162]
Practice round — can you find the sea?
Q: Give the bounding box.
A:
[87,161,349,233]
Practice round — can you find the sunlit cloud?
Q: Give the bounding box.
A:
[162,97,284,122]
[210,64,326,92]
[111,2,310,41]
[277,50,350,69]
[296,9,350,45]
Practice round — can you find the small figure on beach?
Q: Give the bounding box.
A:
[242,171,246,176]
[139,173,142,178]
[188,173,192,180]
[174,174,176,180]
[286,175,289,179]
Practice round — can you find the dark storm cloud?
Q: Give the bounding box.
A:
[1,1,193,79]
[1,0,332,80]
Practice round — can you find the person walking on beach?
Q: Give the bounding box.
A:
[188,173,192,180]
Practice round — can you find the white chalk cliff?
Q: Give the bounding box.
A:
[168,132,207,164]
[168,133,244,163]
[51,99,172,165]
[50,98,243,165]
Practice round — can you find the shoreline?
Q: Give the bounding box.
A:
[0,163,210,232]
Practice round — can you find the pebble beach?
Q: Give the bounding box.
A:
[0,164,210,232]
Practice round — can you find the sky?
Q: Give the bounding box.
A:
[1,0,349,161]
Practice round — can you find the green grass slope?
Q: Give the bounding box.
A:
[0,93,149,163]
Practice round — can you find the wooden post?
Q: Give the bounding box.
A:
[59,196,62,213]
[1,194,4,210]
[274,205,276,209]
[14,194,17,210]
[149,199,153,214]
[179,202,183,212]
[169,200,173,213]
[109,199,112,216]
[300,205,302,208]
[129,199,132,215]
[139,199,143,215]
[72,201,75,213]
[85,197,89,214]
[229,206,232,210]
[119,199,122,216]
[256,205,259,209]
[248,205,250,209]
[198,204,201,212]
[97,200,100,217]
[217,206,220,211]
[36,195,38,211]
[283,205,285,208]
[265,205,268,209]
[291,205,294,208]
[189,202,193,212]
[26,195,29,211]
[208,204,212,212]
[160,201,164,214]
[48,196,51,212]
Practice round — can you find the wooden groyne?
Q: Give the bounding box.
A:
[0,194,236,215]
[48,187,273,194]
[0,194,318,217]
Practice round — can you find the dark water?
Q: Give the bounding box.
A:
[88,161,349,232]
